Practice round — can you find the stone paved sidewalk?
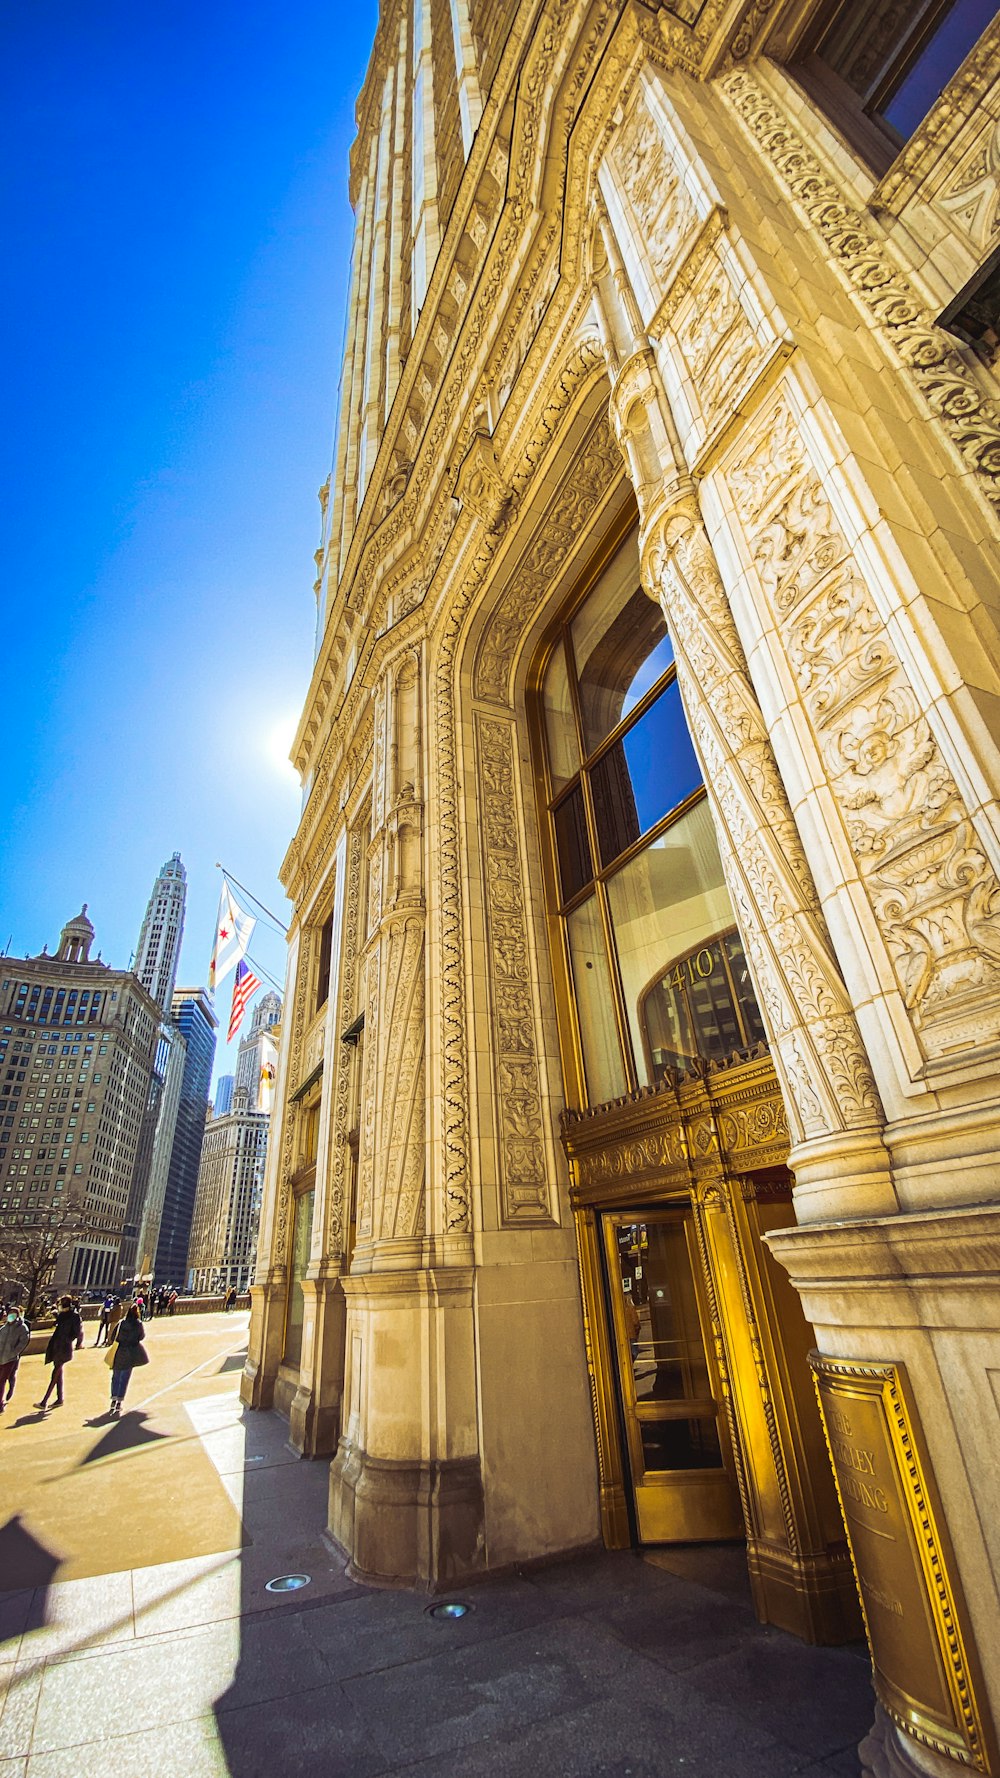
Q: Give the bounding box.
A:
[0,1355,873,1777]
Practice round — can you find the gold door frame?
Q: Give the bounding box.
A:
[602,1205,745,1544]
[563,1048,862,1645]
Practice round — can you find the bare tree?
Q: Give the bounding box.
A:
[0,1199,107,1320]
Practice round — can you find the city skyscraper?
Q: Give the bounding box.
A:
[213,1074,234,1118]
[133,854,186,1014]
[234,990,281,1106]
[0,908,160,1290]
[153,985,217,1284]
[187,1088,269,1295]
[134,1018,187,1276]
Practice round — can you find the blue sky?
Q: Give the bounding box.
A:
[0,0,378,1084]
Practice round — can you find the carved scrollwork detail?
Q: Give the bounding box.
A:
[477,714,554,1223]
[722,71,1000,510]
[474,411,623,703]
[274,927,315,1263]
[326,819,366,1257]
[727,399,1000,1052]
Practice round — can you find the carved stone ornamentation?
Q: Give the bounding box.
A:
[325,819,367,1257]
[640,497,886,1147]
[722,71,1000,514]
[610,91,698,289]
[474,410,623,703]
[454,431,515,531]
[476,714,554,1223]
[726,399,1000,1055]
[367,913,427,1243]
[936,118,1000,251]
[434,335,617,1240]
[274,925,316,1264]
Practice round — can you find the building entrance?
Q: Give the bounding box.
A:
[604,1207,743,1543]
[564,1052,863,1646]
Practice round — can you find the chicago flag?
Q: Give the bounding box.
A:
[209,882,255,994]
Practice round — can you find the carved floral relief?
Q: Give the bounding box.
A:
[722,72,1000,517]
[477,713,554,1223]
[726,399,1000,1054]
[642,504,884,1145]
[609,93,697,293]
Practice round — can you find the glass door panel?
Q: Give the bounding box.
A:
[604,1208,743,1544]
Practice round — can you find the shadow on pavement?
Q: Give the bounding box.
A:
[0,1514,62,1595]
[77,1410,171,1465]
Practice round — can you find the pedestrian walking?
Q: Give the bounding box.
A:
[106,1296,125,1344]
[35,1296,84,1410]
[167,1289,177,1316]
[94,1294,113,1346]
[107,1304,149,1417]
[0,1306,31,1413]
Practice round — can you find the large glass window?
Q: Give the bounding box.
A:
[539,529,766,1104]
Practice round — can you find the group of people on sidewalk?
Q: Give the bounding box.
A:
[0,1293,149,1420]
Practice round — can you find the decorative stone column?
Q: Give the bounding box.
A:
[590,60,1000,1774]
[328,646,485,1585]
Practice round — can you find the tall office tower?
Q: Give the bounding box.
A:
[153,986,217,1284]
[133,1019,187,1277]
[187,1087,268,1294]
[213,1074,234,1118]
[234,991,282,1105]
[0,908,160,1290]
[246,6,1000,1772]
[134,853,186,1014]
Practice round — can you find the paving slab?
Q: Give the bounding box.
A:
[0,1311,873,1778]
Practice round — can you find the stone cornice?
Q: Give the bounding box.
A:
[766,1203,1000,1288]
[871,15,1000,216]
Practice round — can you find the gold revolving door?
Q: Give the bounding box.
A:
[605,1208,743,1543]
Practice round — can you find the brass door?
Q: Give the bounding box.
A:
[604,1208,743,1544]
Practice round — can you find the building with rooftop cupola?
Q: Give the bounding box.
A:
[247,6,1000,1775]
[0,907,160,1290]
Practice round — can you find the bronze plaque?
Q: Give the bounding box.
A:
[811,1355,993,1774]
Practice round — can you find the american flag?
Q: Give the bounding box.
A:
[228,959,261,1043]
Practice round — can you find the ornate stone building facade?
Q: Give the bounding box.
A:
[245,5,1000,1774]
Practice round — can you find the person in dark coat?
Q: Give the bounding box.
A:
[108,1303,148,1417]
[0,1307,31,1411]
[35,1296,83,1410]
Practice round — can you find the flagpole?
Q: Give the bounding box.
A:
[246,952,285,995]
[215,863,289,935]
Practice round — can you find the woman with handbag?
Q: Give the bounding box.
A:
[35,1295,84,1410]
[106,1303,148,1417]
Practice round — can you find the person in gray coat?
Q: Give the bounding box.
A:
[0,1308,31,1412]
[108,1304,148,1417]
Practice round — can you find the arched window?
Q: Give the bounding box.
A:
[536,528,766,1106]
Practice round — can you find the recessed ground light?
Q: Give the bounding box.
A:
[426,1601,470,1620]
[265,1574,311,1593]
